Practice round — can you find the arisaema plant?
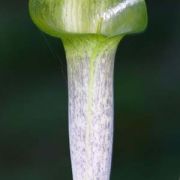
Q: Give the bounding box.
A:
[29,0,148,179]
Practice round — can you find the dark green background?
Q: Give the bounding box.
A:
[0,1,180,179]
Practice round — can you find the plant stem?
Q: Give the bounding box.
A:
[63,35,121,180]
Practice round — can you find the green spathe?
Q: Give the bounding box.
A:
[29,0,147,38]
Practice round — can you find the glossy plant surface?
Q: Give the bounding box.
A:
[29,0,147,38]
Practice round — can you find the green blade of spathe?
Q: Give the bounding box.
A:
[29,0,147,38]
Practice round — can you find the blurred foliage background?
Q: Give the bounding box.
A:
[0,0,180,179]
